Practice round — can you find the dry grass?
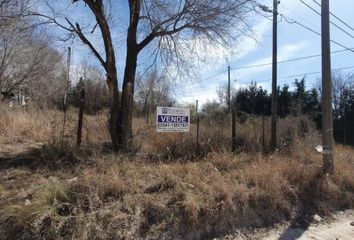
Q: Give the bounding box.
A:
[1,146,353,239]
[0,105,109,149]
[1,106,315,156]
[0,106,354,239]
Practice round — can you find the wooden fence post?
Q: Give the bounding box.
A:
[231,103,236,152]
[195,100,200,154]
[77,88,85,148]
[262,116,265,152]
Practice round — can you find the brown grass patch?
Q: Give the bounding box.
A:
[1,108,354,239]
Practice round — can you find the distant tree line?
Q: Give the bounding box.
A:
[217,73,354,146]
[232,79,321,124]
[134,70,175,120]
[69,63,110,115]
[0,0,66,108]
[331,72,354,146]
[69,67,176,116]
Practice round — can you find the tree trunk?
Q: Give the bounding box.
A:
[106,65,121,151]
[74,1,121,152]
[119,0,140,149]
[120,51,137,148]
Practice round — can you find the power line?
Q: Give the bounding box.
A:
[253,7,282,23]
[280,14,354,53]
[202,69,228,81]
[235,65,354,86]
[282,4,320,32]
[255,3,354,54]
[230,47,353,71]
[246,65,354,84]
[195,4,353,85]
[312,0,354,33]
[182,3,354,96]
[181,65,354,96]
[186,46,353,91]
[299,0,354,39]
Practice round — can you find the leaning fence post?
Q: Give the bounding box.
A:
[196,100,200,154]
[231,103,236,152]
[196,114,200,154]
[77,87,85,148]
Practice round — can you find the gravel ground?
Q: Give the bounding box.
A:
[217,210,354,240]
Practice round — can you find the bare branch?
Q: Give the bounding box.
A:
[65,18,106,69]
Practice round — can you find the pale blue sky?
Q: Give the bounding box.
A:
[180,0,354,104]
[45,0,354,105]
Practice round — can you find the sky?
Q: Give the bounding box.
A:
[46,0,354,106]
[178,0,354,105]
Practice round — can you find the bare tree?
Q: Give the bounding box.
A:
[0,0,64,105]
[25,46,67,108]
[135,69,174,121]
[332,71,349,116]
[35,0,253,150]
[33,0,121,149]
[120,0,253,146]
[74,62,110,114]
[217,83,237,111]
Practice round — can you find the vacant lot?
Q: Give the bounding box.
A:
[0,108,353,239]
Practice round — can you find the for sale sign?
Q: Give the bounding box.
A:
[156,106,190,132]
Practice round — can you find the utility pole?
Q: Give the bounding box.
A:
[271,0,279,152]
[227,66,231,112]
[61,47,71,150]
[195,100,198,120]
[321,0,334,175]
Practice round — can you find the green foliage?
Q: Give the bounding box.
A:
[231,79,322,127]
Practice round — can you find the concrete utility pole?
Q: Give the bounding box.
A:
[271,0,279,152]
[321,0,334,175]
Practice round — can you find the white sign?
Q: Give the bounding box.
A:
[156,106,190,132]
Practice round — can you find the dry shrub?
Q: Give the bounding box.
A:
[198,115,230,152]
[1,106,318,157]
[0,176,70,239]
[209,152,240,172]
[0,106,61,143]
[277,116,318,152]
[240,159,292,223]
[0,106,109,150]
[2,107,354,239]
[82,111,110,146]
[67,167,128,213]
[137,128,198,160]
[236,118,264,152]
[1,147,354,239]
[134,114,319,156]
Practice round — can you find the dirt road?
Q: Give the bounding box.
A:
[263,210,354,240]
[219,210,354,240]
